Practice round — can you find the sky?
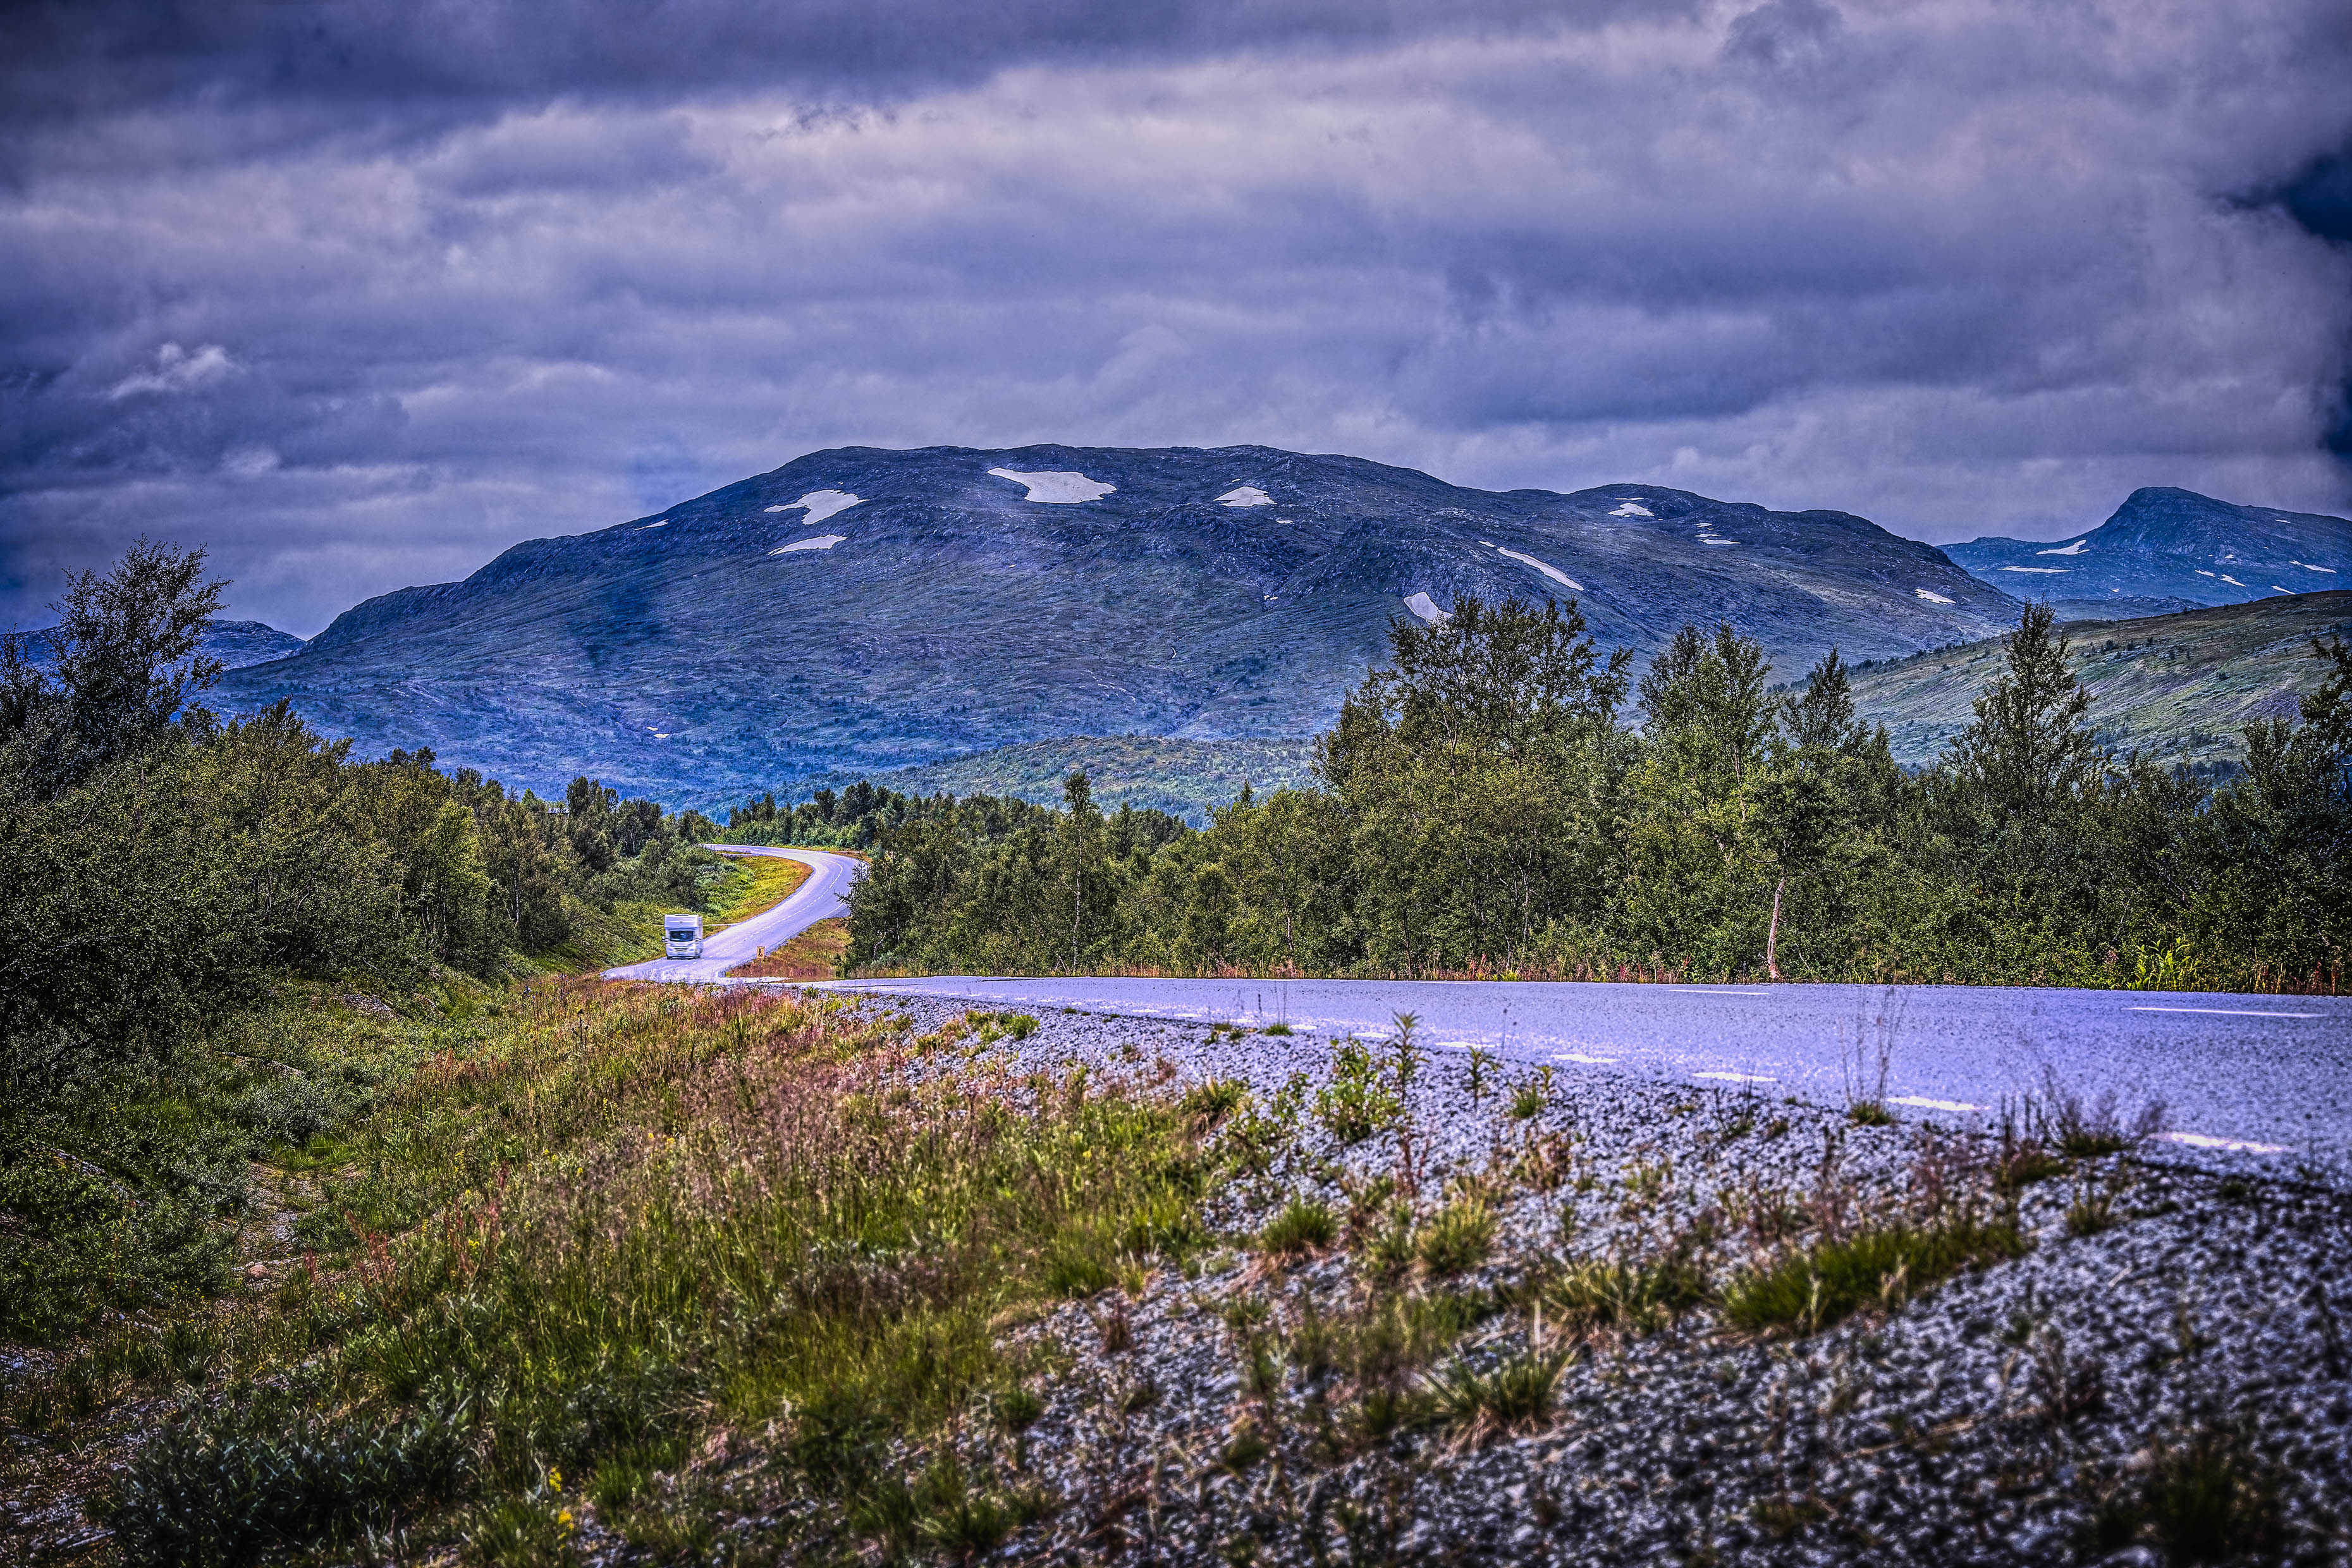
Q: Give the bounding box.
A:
[3,0,2349,637]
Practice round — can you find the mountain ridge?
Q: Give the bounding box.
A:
[1946,486,2348,611]
[216,442,2031,803]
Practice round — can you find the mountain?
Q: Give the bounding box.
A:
[1843,590,2352,771]
[214,443,2020,804]
[9,617,305,673]
[1945,487,2349,611]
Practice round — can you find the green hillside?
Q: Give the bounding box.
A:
[1846,591,2352,768]
[824,734,1318,823]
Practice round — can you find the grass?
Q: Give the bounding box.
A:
[701,851,813,932]
[1412,1197,1497,1279]
[726,915,852,979]
[0,983,450,1342]
[1722,1214,2027,1335]
[1422,1344,1574,1443]
[1257,1197,1338,1261]
[2022,1068,2169,1158]
[1543,1254,1708,1336]
[2092,1421,2282,1564]
[18,981,1230,1564]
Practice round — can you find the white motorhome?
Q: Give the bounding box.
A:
[663,914,704,958]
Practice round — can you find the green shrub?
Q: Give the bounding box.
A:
[238,1075,334,1151]
[1315,1041,1401,1145]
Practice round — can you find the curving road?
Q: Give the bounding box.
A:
[800,974,2352,1172]
[601,845,861,983]
[601,866,2349,1170]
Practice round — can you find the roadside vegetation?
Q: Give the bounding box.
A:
[728,915,854,979]
[5,985,1231,1564]
[0,542,735,1342]
[835,596,2351,991]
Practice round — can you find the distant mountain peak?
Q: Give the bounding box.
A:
[1947,487,2348,610]
[10,616,304,673]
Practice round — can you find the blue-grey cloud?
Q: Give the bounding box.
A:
[3,0,2348,634]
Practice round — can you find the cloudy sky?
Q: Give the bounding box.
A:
[4,0,2349,635]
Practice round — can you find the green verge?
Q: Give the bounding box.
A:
[66,984,1227,1564]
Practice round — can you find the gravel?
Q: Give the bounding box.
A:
[799,990,2352,1567]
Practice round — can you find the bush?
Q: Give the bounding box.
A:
[238,1075,333,1151]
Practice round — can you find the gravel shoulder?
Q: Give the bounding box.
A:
[805,990,2352,1567]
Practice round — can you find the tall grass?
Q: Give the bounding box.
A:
[96,979,1227,1562]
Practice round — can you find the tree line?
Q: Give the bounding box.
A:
[842,594,2351,991]
[1,541,725,1103]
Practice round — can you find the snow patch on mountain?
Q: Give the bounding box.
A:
[1404,592,1447,624]
[1914,589,1954,604]
[2037,539,2090,556]
[989,469,1115,503]
[1608,502,1654,518]
[1216,486,1273,506]
[2294,561,2337,574]
[1495,546,1583,591]
[2001,565,2066,573]
[769,490,862,525]
[771,535,847,554]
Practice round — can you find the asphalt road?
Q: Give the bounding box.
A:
[601,845,859,983]
[802,974,2352,1170]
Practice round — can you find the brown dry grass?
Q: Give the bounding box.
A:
[728,916,853,979]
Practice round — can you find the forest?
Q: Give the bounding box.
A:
[842,594,2351,993]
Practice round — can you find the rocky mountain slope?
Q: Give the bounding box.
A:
[214,444,2019,804]
[1844,590,2352,771]
[1946,486,2348,612]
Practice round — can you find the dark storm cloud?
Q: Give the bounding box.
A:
[3,0,2349,634]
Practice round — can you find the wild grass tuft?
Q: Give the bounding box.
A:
[2092,1421,2281,1565]
[1722,1215,2025,1334]
[1422,1344,1574,1443]
[1257,1196,1338,1261]
[102,1390,474,1567]
[1413,1197,1497,1278]
[1544,1254,1708,1336]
